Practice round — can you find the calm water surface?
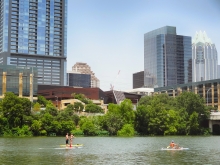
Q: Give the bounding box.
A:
[0,136,220,165]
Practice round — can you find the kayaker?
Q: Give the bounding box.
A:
[170,140,176,148]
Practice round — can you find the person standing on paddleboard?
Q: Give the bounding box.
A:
[66,133,69,147]
[69,133,75,147]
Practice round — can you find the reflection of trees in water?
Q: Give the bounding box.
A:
[213,124,220,135]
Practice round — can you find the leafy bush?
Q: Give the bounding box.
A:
[117,124,135,137]
[17,125,33,137]
[71,129,84,136]
[40,130,47,136]
[95,130,109,136]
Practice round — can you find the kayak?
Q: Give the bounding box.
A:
[60,144,83,147]
[161,147,189,150]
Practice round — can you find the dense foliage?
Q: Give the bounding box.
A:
[0,91,212,137]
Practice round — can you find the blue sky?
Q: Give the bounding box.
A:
[67,0,220,91]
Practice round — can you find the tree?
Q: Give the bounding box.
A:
[102,112,124,135]
[79,117,96,136]
[0,92,31,128]
[188,112,200,135]
[73,102,84,113]
[175,92,210,135]
[85,104,103,113]
[31,120,42,136]
[33,102,41,112]
[119,99,135,124]
[44,104,58,116]
[37,95,48,107]
[117,124,135,137]
[134,105,149,135]
[71,93,92,104]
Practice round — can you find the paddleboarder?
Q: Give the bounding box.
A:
[70,133,75,147]
[66,133,69,147]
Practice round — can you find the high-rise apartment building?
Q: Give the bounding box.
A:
[72,62,100,88]
[0,0,67,85]
[192,31,218,82]
[144,26,192,87]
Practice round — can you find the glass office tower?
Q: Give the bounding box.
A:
[192,31,218,82]
[0,0,67,85]
[144,26,192,87]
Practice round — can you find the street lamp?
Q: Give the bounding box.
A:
[55,96,58,109]
[207,88,211,106]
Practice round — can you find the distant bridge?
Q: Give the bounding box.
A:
[209,112,220,134]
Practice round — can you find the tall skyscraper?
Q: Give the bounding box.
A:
[192,31,218,82]
[144,26,192,87]
[0,0,67,86]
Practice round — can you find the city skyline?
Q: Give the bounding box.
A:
[67,0,220,91]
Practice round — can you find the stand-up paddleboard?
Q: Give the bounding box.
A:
[161,147,189,150]
[60,144,83,148]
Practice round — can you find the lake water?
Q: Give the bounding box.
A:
[0,136,219,165]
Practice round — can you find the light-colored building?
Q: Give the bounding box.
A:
[72,62,100,88]
[192,31,218,82]
[60,99,85,110]
[124,88,154,96]
[60,99,107,114]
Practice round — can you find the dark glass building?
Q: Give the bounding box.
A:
[0,0,67,86]
[144,26,192,87]
[67,73,91,88]
[133,71,144,89]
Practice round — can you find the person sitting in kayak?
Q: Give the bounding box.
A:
[170,140,176,148]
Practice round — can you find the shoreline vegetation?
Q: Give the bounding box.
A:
[0,91,215,137]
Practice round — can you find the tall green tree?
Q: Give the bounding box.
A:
[119,99,135,124]
[134,105,149,135]
[0,92,31,128]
